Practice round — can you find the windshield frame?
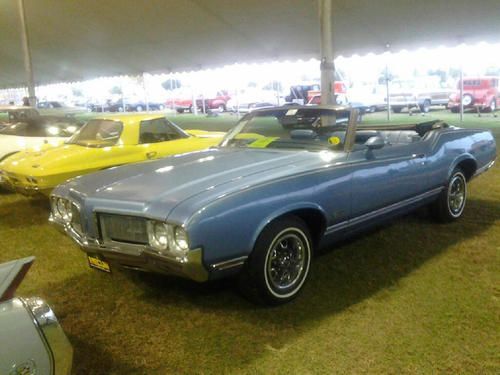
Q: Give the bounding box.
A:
[220,106,358,152]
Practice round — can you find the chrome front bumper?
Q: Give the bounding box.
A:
[50,215,209,282]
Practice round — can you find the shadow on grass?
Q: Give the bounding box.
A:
[37,197,499,374]
[0,195,49,228]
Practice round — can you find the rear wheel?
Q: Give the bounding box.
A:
[450,107,460,113]
[392,106,403,113]
[238,216,312,305]
[419,99,431,113]
[484,98,496,113]
[430,168,467,222]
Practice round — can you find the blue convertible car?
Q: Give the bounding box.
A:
[50,106,496,304]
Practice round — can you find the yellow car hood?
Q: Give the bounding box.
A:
[1,144,119,175]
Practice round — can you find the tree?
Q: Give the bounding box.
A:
[485,66,500,76]
[162,79,181,91]
[428,69,447,83]
[110,86,122,95]
[72,87,83,97]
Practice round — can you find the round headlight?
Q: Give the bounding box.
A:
[148,221,168,251]
[55,198,72,223]
[174,227,189,251]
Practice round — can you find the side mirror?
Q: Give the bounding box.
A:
[365,136,385,150]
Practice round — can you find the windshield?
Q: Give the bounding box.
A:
[67,119,123,147]
[220,108,350,151]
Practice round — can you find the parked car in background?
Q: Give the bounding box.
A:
[347,84,387,112]
[37,101,65,109]
[0,114,224,196]
[0,116,82,162]
[0,257,73,374]
[227,100,276,113]
[172,98,194,113]
[287,73,348,106]
[390,78,454,113]
[174,91,231,113]
[195,91,231,112]
[226,87,281,113]
[50,105,496,305]
[285,82,320,104]
[0,106,40,129]
[37,101,87,116]
[448,77,499,113]
[88,100,125,112]
[125,101,166,112]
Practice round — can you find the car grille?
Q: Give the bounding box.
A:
[99,214,148,245]
[4,172,21,185]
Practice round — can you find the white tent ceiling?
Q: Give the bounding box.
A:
[1,0,500,87]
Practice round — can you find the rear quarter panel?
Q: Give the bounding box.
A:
[426,128,495,183]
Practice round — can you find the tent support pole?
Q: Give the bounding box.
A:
[143,73,149,112]
[459,65,464,122]
[319,0,335,105]
[17,0,36,106]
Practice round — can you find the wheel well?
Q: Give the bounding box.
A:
[273,209,327,248]
[456,159,477,181]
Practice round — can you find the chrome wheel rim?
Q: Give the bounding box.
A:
[448,174,466,216]
[266,232,306,291]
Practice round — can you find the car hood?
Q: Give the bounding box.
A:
[0,135,65,160]
[61,147,346,221]
[0,143,109,174]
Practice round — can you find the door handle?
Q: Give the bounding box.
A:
[412,153,425,159]
[146,151,157,159]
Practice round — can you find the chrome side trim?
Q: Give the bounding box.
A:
[325,187,444,235]
[211,256,248,271]
[473,159,496,178]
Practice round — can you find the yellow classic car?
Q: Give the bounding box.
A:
[0,114,224,196]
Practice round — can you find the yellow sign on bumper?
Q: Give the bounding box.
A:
[87,254,111,273]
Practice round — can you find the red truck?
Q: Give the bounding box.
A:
[286,81,348,105]
[448,77,499,113]
[172,91,231,113]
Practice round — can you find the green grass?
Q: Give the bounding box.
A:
[0,109,499,374]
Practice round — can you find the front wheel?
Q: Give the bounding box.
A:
[238,216,312,305]
[430,168,467,222]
